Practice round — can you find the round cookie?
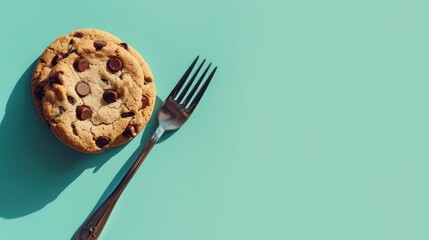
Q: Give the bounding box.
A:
[32,29,156,153]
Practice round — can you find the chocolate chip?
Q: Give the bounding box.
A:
[122,125,136,137]
[121,112,135,118]
[95,136,110,148]
[34,85,45,100]
[144,77,152,85]
[67,96,76,105]
[73,58,89,72]
[76,105,92,120]
[94,40,107,50]
[75,82,90,97]
[74,32,84,38]
[144,76,152,84]
[49,72,64,85]
[120,42,128,50]
[107,57,122,73]
[103,90,118,103]
[141,96,149,109]
[72,124,78,135]
[51,55,63,66]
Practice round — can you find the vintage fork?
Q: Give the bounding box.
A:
[74,56,217,240]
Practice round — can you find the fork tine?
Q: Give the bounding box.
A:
[177,59,206,103]
[183,62,211,106]
[188,66,217,112]
[167,56,199,100]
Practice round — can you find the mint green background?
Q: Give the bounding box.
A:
[1,0,429,239]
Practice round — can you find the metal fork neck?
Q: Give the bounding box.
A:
[74,125,165,240]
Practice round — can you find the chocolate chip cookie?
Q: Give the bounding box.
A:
[32,29,156,153]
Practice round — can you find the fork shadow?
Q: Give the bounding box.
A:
[0,60,174,219]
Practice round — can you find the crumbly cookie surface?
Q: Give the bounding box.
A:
[32,29,156,153]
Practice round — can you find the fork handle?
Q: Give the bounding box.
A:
[74,125,165,240]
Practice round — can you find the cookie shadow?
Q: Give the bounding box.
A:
[0,60,126,219]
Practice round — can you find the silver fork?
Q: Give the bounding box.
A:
[74,56,217,240]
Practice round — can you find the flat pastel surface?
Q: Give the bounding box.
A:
[1,0,429,239]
